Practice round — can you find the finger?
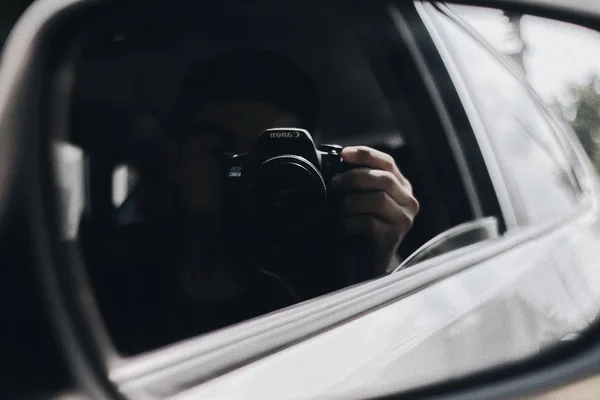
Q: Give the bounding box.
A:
[332,168,419,212]
[342,146,407,185]
[341,191,414,225]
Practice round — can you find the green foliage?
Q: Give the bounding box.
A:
[557,75,600,173]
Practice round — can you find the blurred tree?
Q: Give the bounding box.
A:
[503,11,527,76]
[557,75,600,172]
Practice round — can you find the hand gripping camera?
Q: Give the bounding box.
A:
[221,128,354,239]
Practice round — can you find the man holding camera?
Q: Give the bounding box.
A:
[113,50,419,350]
[165,52,418,302]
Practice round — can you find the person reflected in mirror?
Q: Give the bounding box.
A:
[114,50,419,351]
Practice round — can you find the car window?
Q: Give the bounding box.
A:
[59,1,451,356]
[429,4,582,227]
[446,4,600,186]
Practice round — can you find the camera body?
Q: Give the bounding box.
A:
[221,128,353,238]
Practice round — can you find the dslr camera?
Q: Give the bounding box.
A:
[222,128,354,237]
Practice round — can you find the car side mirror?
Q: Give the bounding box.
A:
[392,216,500,272]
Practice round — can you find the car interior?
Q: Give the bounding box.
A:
[55,0,487,355]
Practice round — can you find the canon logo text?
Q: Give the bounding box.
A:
[269,131,301,139]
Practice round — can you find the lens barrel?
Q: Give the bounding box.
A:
[252,154,327,233]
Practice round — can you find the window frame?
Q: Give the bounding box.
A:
[438,2,587,197]
[403,1,516,233]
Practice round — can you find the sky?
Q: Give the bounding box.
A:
[450,4,600,104]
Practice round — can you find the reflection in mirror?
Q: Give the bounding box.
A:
[50,2,451,357]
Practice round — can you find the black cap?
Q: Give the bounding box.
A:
[173,50,319,137]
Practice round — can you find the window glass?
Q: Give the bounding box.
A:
[449,4,600,174]
[60,2,427,356]
[431,6,580,226]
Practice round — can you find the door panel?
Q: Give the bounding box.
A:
[551,213,600,324]
[165,217,590,400]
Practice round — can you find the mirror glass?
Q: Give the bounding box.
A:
[42,1,600,398]
[52,2,446,356]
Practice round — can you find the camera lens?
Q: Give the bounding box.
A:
[252,155,327,234]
